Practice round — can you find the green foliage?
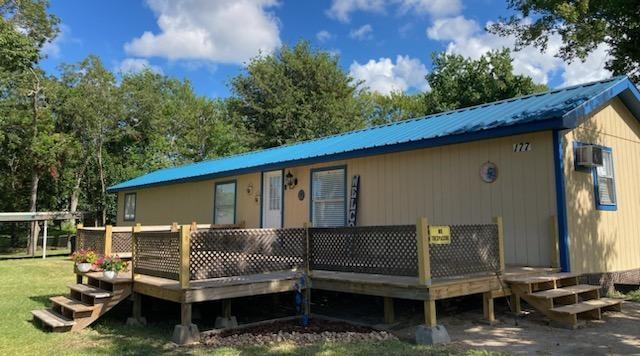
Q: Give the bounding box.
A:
[230,40,365,148]
[359,91,428,125]
[490,0,640,82]
[423,49,548,114]
[0,0,59,72]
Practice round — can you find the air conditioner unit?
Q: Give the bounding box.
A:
[576,145,603,167]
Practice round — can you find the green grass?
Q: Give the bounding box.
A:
[0,257,495,355]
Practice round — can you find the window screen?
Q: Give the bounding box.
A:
[311,168,346,227]
[124,193,136,221]
[595,149,616,207]
[215,182,236,224]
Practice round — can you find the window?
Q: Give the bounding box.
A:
[214,181,236,224]
[124,193,136,221]
[268,175,281,210]
[594,147,617,210]
[311,167,346,227]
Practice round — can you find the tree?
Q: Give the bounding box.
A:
[0,0,59,72]
[229,40,365,148]
[359,91,427,126]
[490,0,640,82]
[56,56,119,226]
[423,49,547,114]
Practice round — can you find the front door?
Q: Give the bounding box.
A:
[262,170,283,228]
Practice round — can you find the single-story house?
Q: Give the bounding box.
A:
[108,76,640,281]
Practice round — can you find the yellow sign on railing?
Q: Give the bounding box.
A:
[428,225,451,244]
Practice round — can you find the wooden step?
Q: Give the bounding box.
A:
[505,272,581,285]
[50,296,95,316]
[83,271,133,285]
[67,284,112,299]
[529,284,600,299]
[32,309,75,331]
[550,298,623,315]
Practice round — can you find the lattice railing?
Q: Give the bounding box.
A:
[133,231,181,280]
[76,229,105,254]
[111,231,132,254]
[189,228,305,280]
[429,224,500,279]
[308,225,418,276]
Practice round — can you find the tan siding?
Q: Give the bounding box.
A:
[115,173,260,227]
[116,132,556,266]
[563,98,640,273]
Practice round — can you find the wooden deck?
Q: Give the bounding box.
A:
[133,270,303,303]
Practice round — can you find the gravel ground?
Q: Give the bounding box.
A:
[201,319,397,348]
[395,300,640,355]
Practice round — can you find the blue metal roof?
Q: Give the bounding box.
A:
[108,76,640,192]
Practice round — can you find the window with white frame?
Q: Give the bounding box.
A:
[124,193,136,221]
[311,168,346,227]
[214,181,236,224]
[595,148,616,209]
[268,175,281,210]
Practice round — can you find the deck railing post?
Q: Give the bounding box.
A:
[416,217,431,286]
[179,225,192,289]
[493,216,505,273]
[131,224,141,281]
[171,222,179,232]
[190,221,197,233]
[104,225,113,256]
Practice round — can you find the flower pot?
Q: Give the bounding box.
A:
[76,262,92,273]
[103,270,118,280]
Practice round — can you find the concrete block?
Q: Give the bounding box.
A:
[415,324,450,345]
[172,323,200,345]
[215,316,238,329]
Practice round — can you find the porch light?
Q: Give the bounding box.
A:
[285,170,298,190]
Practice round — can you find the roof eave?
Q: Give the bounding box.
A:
[107,117,566,193]
[561,77,640,128]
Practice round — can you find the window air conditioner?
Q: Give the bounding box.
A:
[576,145,603,167]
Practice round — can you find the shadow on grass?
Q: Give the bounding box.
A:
[29,294,61,308]
[0,250,70,261]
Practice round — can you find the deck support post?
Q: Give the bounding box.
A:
[383,297,395,324]
[482,292,497,325]
[511,294,522,315]
[172,303,199,345]
[126,292,147,326]
[416,299,450,345]
[215,300,238,329]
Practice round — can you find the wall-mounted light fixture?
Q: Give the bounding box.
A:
[246,183,253,195]
[285,170,298,190]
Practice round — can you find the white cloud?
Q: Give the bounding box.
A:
[326,0,461,23]
[117,58,164,74]
[561,44,612,86]
[427,16,611,87]
[426,15,478,41]
[316,30,333,43]
[397,0,462,17]
[125,0,281,64]
[349,55,428,94]
[326,0,386,23]
[349,24,373,40]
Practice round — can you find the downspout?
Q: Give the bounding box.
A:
[552,129,571,272]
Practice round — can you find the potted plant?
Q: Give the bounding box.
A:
[72,249,98,273]
[97,255,128,280]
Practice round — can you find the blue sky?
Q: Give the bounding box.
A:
[41,0,612,98]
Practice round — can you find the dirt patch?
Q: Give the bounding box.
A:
[201,318,397,348]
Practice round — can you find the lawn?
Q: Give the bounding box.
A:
[0,257,495,356]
